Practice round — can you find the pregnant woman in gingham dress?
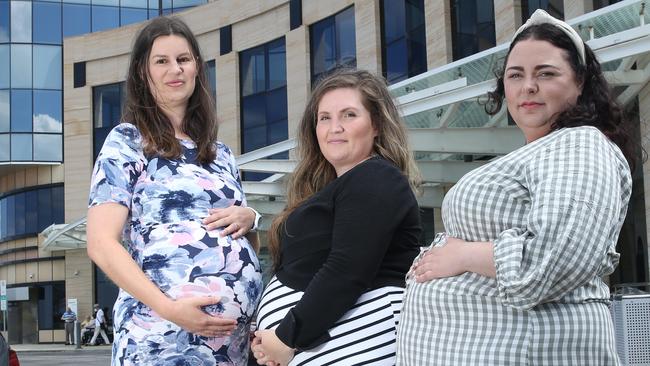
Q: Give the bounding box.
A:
[397,10,635,365]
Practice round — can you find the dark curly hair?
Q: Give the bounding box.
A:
[484,23,639,170]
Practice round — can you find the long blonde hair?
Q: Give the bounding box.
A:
[267,69,421,268]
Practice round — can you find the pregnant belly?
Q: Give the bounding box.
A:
[138,220,263,319]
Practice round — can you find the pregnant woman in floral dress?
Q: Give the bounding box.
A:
[86,17,262,365]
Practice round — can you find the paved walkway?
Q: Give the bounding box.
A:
[12,343,112,352]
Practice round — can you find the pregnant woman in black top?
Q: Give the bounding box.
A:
[251,69,422,366]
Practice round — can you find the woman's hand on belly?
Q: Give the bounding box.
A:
[159,295,237,337]
[252,330,294,366]
[203,205,256,239]
[413,237,496,282]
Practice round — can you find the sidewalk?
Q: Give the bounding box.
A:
[11,343,112,352]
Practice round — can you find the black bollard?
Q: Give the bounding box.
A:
[75,321,82,349]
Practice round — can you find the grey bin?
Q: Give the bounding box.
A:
[610,283,650,366]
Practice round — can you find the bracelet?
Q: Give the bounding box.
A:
[245,206,262,232]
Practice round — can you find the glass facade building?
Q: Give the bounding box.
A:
[450,0,496,61]
[0,0,208,164]
[310,6,356,84]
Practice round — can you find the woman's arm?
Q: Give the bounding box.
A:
[412,237,495,281]
[87,203,236,337]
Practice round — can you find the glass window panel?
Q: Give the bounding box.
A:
[11,90,32,132]
[0,90,8,132]
[266,87,287,123]
[0,198,5,239]
[10,0,31,42]
[122,0,149,8]
[38,188,52,231]
[52,186,64,224]
[148,0,160,9]
[63,4,91,37]
[25,190,38,234]
[93,83,123,128]
[6,195,14,237]
[0,45,6,88]
[173,0,205,7]
[34,2,62,44]
[267,119,287,145]
[11,133,32,160]
[33,45,62,89]
[11,44,32,88]
[65,0,91,4]
[405,0,425,31]
[34,90,62,133]
[268,39,286,90]
[148,9,159,18]
[408,33,427,77]
[240,46,265,97]
[34,134,62,162]
[0,134,8,161]
[92,5,119,32]
[382,0,405,44]
[310,18,335,77]
[0,1,9,43]
[92,0,118,5]
[243,125,266,152]
[385,38,408,83]
[336,7,356,64]
[162,0,172,10]
[241,94,266,129]
[120,7,148,26]
[38,285,54,329]
[14,192,25,236]
[206,59,216,102]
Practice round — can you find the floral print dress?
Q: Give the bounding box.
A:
[89,123,263,366]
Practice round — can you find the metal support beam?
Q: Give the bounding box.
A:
[239,160,296,174]
[242,181,285,196]
[236,139,296,165]
[399,79,496,117]
[408,127,525,154]
[418,160,486,183]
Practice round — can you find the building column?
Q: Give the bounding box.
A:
[216,52,240,153]
[354,0,382,75]
[494,0,523,45]
[564,0,593,19]
[64,249,95,322]
[285,26,311,139]
[425,0,453,68]
[639,80,650,273]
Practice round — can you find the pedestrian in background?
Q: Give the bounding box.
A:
[61,307,77,345]
[88,304,110,346]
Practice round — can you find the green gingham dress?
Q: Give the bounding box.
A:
[397,127,631,365]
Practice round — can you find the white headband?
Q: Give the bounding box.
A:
[512,9,586,65]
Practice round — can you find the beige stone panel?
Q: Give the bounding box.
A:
[216,52,240,152]
[302,0,354,25]
[425,0,452,68]
[0,175,7,193]
[197,31,220,62]
[51,164,64,184]
[65,249,95,326]
[14,238,26,249]
[65,135,93,222]
[14,263,26,283]
[6,265,15,284]
[354,0,381,75]
[495,0,522,45]
[564,0,593,20]
[13,169,25,189]
[53,329,66,342]
[87,55,130,87]
[26,262,38,282]
[286,26,311,139]
[25,167,38,186]
[3,174,15,191]
[37,166,52,185]
[232,3,290,52]
[52,259,66,281]
[0,267,7,283]
[38,260,53,282]
[39,330,53,343]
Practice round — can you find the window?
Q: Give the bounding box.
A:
[11,90,31,132]
[93,82,125,161]
[521,0,564,22]
[120,7,148,26]
[0,45,7,88]
[450,0,496,60]
[33,45,62,90]
[33,90,62,133]
[33,2,62,45]
[310,6,356,84]
[206,59,216,104]
[240,38,288,181]
[593,0,621,10]
[38,283,66,330]
[92,5,119,32]
[34,134,62,162]
[0,1,9,43]
[10,44,32,88]
[0,89,8,132]
[10,0,31,43]
[381,0,427,84]
[0,185,64,242]
[63,4,91,38]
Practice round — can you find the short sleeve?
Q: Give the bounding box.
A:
[88,124,147,209]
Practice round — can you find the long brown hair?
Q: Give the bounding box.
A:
[123,16,217,163]
[267,69,421,267]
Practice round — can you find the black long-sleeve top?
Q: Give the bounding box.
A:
[274,156,422,349]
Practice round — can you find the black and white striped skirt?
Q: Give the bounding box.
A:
[255,276,404,366]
